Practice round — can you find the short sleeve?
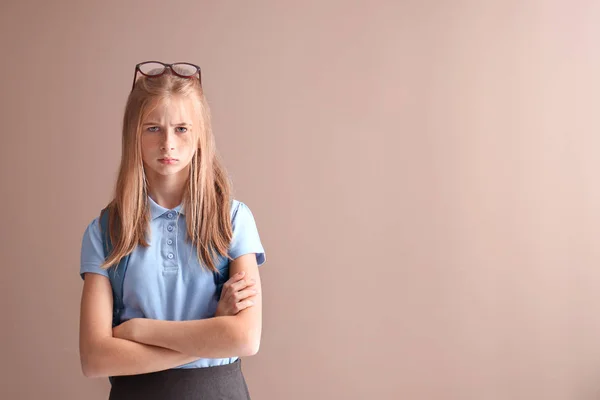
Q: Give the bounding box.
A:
[80,217,109,280]
[228,201,266,266]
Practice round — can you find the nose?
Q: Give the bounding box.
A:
[160,130,176,151]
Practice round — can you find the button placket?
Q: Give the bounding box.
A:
[163,212,178,271]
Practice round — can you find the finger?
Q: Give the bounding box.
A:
[223,271,246,289]
[232,271,246,281]
[235,288,259,300]
[222,272,248,297]
[235,299,255,311]
[230,278,256,292]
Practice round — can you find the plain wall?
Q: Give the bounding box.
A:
[2,1,600,399]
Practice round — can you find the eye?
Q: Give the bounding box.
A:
[147,126,159,132]
[176,127,188,133]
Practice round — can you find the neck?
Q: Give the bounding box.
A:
[145,170,188,209]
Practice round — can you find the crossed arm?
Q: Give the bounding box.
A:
[79,253,262,378]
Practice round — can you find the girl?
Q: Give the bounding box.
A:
[78,61,266,399]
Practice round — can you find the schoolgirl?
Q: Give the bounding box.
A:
[78,61,266,399]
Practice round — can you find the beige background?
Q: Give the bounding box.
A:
[2,0,600,399]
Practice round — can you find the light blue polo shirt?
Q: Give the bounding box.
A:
[79,195,266,368]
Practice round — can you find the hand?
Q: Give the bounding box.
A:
[112,318,139,342]
[215,271,259,317]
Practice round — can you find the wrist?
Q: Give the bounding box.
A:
[214,304,223,317]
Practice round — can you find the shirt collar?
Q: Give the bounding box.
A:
[148,195,185,220]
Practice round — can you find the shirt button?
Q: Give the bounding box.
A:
[168,253,174,259]
[167,225,174,231]
[167,239,173,245]
[167,213,173,218]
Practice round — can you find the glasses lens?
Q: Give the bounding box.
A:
[172,63,198,77]
[139,62,166,76]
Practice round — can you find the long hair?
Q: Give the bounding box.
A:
[98,67,233,273]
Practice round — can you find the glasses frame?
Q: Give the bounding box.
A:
[131,61,202,91]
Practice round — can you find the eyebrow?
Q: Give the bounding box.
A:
[142,122,192,126]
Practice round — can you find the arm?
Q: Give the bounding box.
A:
[83,336,202,378]
[130,253,262,358]
[79,273,202,378]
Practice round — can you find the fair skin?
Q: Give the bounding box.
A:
[139,95,197,208]
[79,95,262,378]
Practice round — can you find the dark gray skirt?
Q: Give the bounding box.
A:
[108,358,251,400]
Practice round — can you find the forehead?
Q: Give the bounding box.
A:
[144,95,196,123]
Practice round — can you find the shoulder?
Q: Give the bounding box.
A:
[82,216,102,241]
[80,215,109,280]
[230,199,241,213]
[230,198,241,213]
[81,215,103,254]
[227,199,265,264]
[229,199,256,221]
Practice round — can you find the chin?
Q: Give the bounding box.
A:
[148,165,185,177]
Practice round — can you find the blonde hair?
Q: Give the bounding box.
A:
[99,66,233,273]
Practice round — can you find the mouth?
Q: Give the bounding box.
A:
[158,158,178,164]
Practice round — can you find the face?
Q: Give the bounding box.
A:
[140,95,198,184]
